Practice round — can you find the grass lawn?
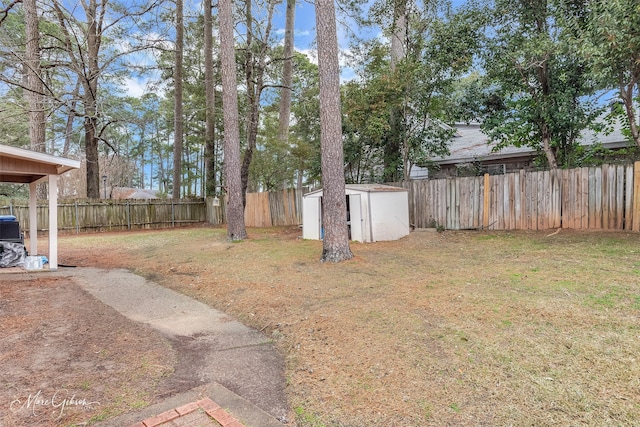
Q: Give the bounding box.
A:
[60,226,640,426]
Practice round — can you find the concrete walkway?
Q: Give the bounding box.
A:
[66,267,288,427]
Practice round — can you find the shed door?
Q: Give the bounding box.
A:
[348,194,364,242]
[302,195,322,240]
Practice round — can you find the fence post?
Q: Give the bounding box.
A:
[633,161,640,231]
[483,173,490,229]
[75,200,79,234]
[625,165,634,230]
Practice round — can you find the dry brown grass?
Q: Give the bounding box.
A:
[60,226,640,426]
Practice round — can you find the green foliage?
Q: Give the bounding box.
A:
[0,184,28,199]
[0,97,29,148]
[477,0,603,168]
[342,2,482,181]
[288,53,321,187]
[578,0,640,146]
[5,0,638,199]
[250,108,297,190]
[579,0,640,86]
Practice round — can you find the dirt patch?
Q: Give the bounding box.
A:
[0,274,175,427]
[158,335,210,395]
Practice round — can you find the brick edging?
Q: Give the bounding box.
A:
[129,397,245,427]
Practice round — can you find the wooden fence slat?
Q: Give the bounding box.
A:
[524,171,531,230]
[603,165,610,229]
[576,168,583,229]
[577,168,585,229]
[625,165,633,230]
[514,172,521,229]
[634,162,640,231]
[439,179,447,228]
[459,177,468,229]
[507,174,514,230]
[537,171,545,230]
[563,169,572,229]
[596,167,604,229]
[616,165,624,229]
[454,178,460,230]
[447,179,454,229]
[483,173,490,229]
[580,167,587,229]
[588,168,596,229]
[552,170,561,229]
[493,175,501,230]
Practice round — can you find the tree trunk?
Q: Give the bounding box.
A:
[172,0,184,200]
[83,0,102,199]
[277,0,296,167]
[220,0,247,240]
[390,0,407,71]
[24,0,48,199]
[84,113,100,198]
[620,75,640,147]
[240,0,276,204]
[541,125,558,169]
[63,80,81,157]
[240,0,255,206]
[24,0,45,153]
[385,0,408,182]
[315,0,353,262]
[139,129,146,189]
[204,0,217,197]
[533,3,558,169]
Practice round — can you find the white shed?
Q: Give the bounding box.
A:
[302,184,410,242]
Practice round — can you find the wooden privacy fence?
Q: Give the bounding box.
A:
[0,190,301,233]
[244,188,303,227]
[4,163,639,233]
[406,162,640,231]
[0,199,210,233]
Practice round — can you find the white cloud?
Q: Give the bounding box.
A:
[297,47,317,65]
[275,28,312,39]
[123,78,147,98]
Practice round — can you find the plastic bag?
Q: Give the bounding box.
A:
[0,242,26,268]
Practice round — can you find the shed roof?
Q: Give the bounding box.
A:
[304,184,406,198]
[0,144,80,183]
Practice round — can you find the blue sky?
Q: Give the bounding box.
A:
[284,0,469,52]
[125,0,470,96]
[279,0,470,81]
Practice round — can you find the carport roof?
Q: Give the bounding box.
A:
[0,144,80,183]
[0,144,80,271]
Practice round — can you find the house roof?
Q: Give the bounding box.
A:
[434,118,631,165]
[0,144,81,183]
[436,124,530,165]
